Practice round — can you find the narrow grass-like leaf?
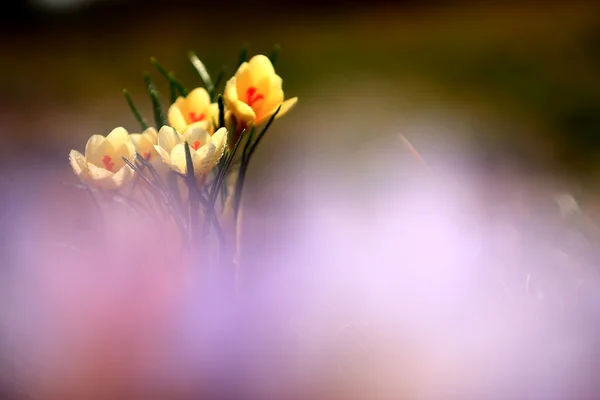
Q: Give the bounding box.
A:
[209,127,245,207]
[168,72,187,97]
[184,141,200,246]
[169,80,178,104]
[143,72,167,128]
[247,104,281,162]
[236,44,248,68]
[123,89,149,131]
[189,51,214,94]
[217,94,225,129]
[234,127,256,219]
[124,156,188,239]
[269,44,281,68]
[151,57,188,96]
[211,66,227,101]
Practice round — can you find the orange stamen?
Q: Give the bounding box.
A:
[102,155,115,172]
[191,140,201,151]
[246,86,264,108]
[143,151,151,160]
[189,112,206,123]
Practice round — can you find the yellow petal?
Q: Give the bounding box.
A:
[105,127,130,148]
[84,134,109,163]
[157,126,181,154]
[260,74,284,115]
[209,102,220,131]
[185,87,210,113]
[234,100,256,125]
[168,103,188,133]
[234,62,251,94]
[247,55,275,83]
[224,77,239,107]
[276,97,298,119]
[69,149,88,178]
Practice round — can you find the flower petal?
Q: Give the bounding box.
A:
[210,127,228,168]
[185,87,210,113]
[154,144,174,167]
[276,97,298,119]
[110,164,135,189]
[105,127,130,148]
[224,77,239,107]
[168,104,188,134]
[157,125,181,154]
[84,134,109,163]
[69,149,89,178]
[247,55,275,84]
[260,97,298,125]
[194,142,217,175]
[183,124,210,147]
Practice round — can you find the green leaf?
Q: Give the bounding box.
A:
[269,43,281,68]
[169,80,178,104]
[247,104,282,162]
[184,141,200,245]
[151,57,188,96]
[123,89,149,131]
[237,43,248,69]
[188,51,214,94]
[211,66,227,100]
[143,72,168,128]
[217,94,225,129]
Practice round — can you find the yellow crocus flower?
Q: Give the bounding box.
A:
[168,87,219,134]
[153,125,227,183]
[224,54,297,127]
[69,127,136,190]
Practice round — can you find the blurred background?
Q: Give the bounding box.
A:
[4,0,600,221]
[4,0,600,398]
[3,0,600,171]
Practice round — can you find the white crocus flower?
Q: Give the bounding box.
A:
[154,125,227,184]
[69,127,136,190]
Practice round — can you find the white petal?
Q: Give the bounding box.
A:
[154,145,173,167]
[110,164,135,188]
[183,124,210,147]
[157,125,181,153]
[194,143,217,175]
[105,127,130,148]
[69,149,88,178]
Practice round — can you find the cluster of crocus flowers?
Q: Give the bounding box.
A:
[68,47,297,284]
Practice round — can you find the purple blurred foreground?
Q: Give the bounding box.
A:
[2,149,600,399]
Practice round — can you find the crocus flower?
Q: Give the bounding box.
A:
[130,127,159,162]
[153,125,227,183]
[168,87,219,134]
[224,54,297,128]
[69,127,136,190]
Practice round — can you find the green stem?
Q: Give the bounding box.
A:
[143,72,167,128]
[184,141,201,248]
[189,51,214,94]
[123,89,149,131]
